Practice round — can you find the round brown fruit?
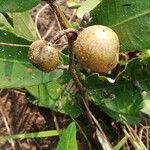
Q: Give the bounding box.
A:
[75,25,119,73]
[28,40,60,72]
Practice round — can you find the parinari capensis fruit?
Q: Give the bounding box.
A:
[28,40,60,72]
[75,25,119,73]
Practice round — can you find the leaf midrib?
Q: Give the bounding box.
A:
[66,124,76,150]
[110,8,150,28]
[0,58,30,64]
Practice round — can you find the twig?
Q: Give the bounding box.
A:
[52,112,60,131]
[123,125,147,150]
[42,21,56,40]
[96,128,112,150]
[54,13,67,43]
[69,9,77,22]
[71,117,92,150]
[139,126,150,150]
[82,98,112,149]
[0,107,15,150]
[35,4,49,39]
[139,126,150,140]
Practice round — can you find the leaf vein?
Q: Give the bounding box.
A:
[111,9,150,28]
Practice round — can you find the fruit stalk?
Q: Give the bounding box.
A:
[67,38,85,94]
[49,28,79,44]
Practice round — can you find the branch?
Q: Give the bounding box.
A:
[67,34,112,150]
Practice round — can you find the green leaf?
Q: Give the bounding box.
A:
[140,99,150,116]
[13,11,38,41]
[113,136,128,150]
[77,0,102,18]
[0,29,63,88]
[85,58,150,124]
[0,0,40,12]
[0,130,59,141]
[67,1,81,9]
[26,70,82,117]
[90,0,150,52]
[0,13,13,31]
[57,122,77,150]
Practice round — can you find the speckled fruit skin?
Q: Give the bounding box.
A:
[28,40,60,72]
[75,25,119,73]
